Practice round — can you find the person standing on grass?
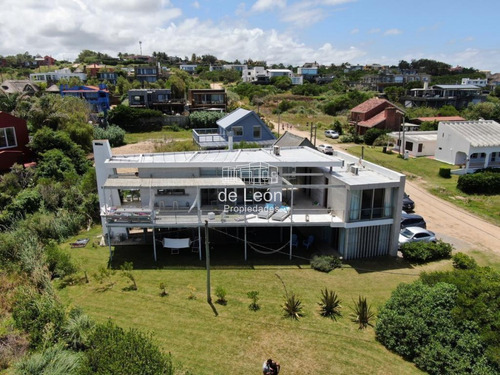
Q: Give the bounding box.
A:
[263,358,280,374]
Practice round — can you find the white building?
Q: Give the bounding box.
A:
[461,77,488,87]
[93,140,406,262]
[30,68,87,83]
[435,120,500,173]
[388,131,438,157]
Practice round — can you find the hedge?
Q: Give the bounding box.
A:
[107,105,164,133]
[457,170,500,195]
[400,240,453,263]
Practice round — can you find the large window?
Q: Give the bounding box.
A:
[0,127,17,149]
[349,188,389,221]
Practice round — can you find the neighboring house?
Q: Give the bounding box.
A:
[0,112,31,170]
[60,84,110,113]
[188,89,227,112]
[242,67,269,84]
[461,77,488,87]
[388,131,438,157]
[30,68,87,83]
[297,62,319,82]
[360,72,431,92]
[403,82,485,109]
[222,64,247,72]
[128,89,172,111]
[192,108,276,149]
[0,80,39,96]
[349,98,405,135]
[180,64,197,73]
[97,71,118,84]
[34,55,56,66]
[435,120,500,173]
[274,131,315,149]
[135,66,158,83]
[85,64,106,78]
[93,139,405,261]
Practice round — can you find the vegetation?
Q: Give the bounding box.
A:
[438,167,451,178]
[107,105,164,132]
[377,264,500,374]
[318,289,342,320]
[247,290,260,311]
[310,255,342,273]
[188,110,225,128]
[452,252,478,270]
[351,296,375,329]
[400,241,453,263]
[93,124,126,147]
[215,286,227,305]
[457,169,500,194]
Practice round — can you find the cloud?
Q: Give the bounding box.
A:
[251,0,286,12]
[192,1,200,9]
[350,28,359,34]
[369,28,381,34]
[319,0,356,5]
[281,3,327,27]
[384,28,402,36]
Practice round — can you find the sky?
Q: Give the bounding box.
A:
[2,0,500,72]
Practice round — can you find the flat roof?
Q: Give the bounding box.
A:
[105,146,345,168]
[103,177,245,189]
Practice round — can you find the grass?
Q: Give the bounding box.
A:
[56,226,450,375]
[347,145,500,226]
[124,128,192,144]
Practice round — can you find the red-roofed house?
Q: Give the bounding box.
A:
[0,112,32,171]
[349,98,404,135]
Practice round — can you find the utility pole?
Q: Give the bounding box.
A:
[313,125,317,146]
[278,109,281,137]
[205,220,218,316]
[139,41,143,55]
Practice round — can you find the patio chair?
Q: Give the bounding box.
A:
[258,203,275,219]
[302,235,314,250]
[271,206,291,221]
[291,234,298,248]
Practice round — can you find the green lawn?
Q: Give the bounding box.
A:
[346,145,500,226]
[56,227,469,375]
[124,129,192,144]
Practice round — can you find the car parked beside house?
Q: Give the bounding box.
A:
[325,130,339,139]
[400,212,426,229]
[402,192,415,212]
[317,144,334,155]
[398,227,436,248]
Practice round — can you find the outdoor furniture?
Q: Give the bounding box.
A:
[70,238,90,248]
[258,203,275,219]
[291,234,298,248]
[271,206,291,221]
[162,237,191,255]
[303,235,314,250]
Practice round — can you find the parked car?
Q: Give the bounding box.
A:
[325,130,340,139]
[317,144,334,155]
[398,227,436,247]
[402,192,415,212]
[401,211,426,229]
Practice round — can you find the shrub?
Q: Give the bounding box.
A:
[12,288,66,349]
[62,308,95,351]
[318,289,342,320]
[283,293,304,320]
[247,291,260,311]
[107,105,163,132]
[120,261,137,291]
[438,167,451,178]
[310,255,342,273]
[15,344,83,375]
[351,296,375,329]
[159,283,168,297]
[457,171,500,195]
[215,286,227,305]
[80,321,173,375]
[45,241,78,279]
[93,125,125,147]
[400,240,453,263]
[188,111,225,129]
[452,252,478,270]
[364,128,387,146]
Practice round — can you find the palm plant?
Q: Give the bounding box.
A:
[318,288,342,320]
[283,292,304,320]
[63,309,95,350]
[351,295,375,329]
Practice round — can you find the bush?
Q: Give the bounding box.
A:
[45,241,78,279]
[452,252,478,270]
[247,291,260,311]
[283,293,304,320]
[351,296,375,329]
[364,128,387,146]
[188,111,225,129]
[93,125,125,147]
[310,255,342,273]
[438,167,451,178]
[107,105,163,132]
[215,286,227,305]
[80,321,173,375]
[400,240,452,263]
[457,171,500,195]
[15,344,83,375]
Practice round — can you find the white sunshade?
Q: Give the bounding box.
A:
[102,177,245,189]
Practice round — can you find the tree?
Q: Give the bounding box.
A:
[36,149,77,181]
[168,75,186,99]
[384,86,405,103]
[271,76,292,90]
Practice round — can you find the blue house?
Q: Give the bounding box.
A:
[192,108,276,149]
[59,84,110,113]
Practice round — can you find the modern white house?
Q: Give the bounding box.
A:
[435,120,500,173]
[93,140,406,262]
[30,68,87,83]
[388,131,438,157]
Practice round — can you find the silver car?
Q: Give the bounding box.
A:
[317,144,334,155]
[398,227,436,247]
[325,130,339,139]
